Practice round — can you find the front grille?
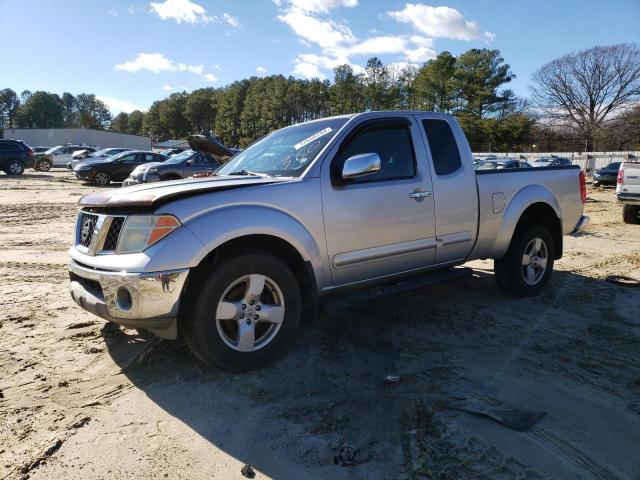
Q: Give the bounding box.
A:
[78,213,98,247]
[103,217,125,251]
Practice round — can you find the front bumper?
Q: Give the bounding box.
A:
[74,169,92,180]
[68,260,189,339]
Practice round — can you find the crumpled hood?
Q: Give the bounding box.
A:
[78,175,289,208]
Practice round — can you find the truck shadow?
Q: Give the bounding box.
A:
[104,267,640,478]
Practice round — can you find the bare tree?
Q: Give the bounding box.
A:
[531,43,640,151]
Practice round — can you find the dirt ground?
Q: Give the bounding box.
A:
[1,170,639,480]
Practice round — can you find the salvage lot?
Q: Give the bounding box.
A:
[0,171,639,479]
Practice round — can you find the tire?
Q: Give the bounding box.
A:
[494,224,555,297]
[93,170,111,186]
[623,204,639,224]
[181,251,302,372]
[37,159,51,172]
[6,160,24,176]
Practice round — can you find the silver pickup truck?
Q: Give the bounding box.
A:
[68,112,589,371]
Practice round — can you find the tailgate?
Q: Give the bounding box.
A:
[620,163,640,195]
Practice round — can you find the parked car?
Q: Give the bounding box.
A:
[533,157,572,168]
[35,144,96,171]
[0,139,34,175]
[123,135,235,186]
[67,147,132,170]
[616,162,640,224]
[32,146,50,154]
[476,159,532,170]
[123,150,221,186]
[73,150,169,185]
[592,162,621,187]
[68,111,588,371]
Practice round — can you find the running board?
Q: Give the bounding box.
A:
[322,267,473,312]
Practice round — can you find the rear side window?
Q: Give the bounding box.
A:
[333,123,416,184]
[422,119,462,176]
[0,141,20,151]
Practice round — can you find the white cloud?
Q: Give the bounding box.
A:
[150,0,214,24]
[283,0,357,13]
[405,46,436,63]
[97,96,145,114]
[107,9,118,16]
[162,85,176,91]
[293,61,325,79]
[128,6,136,15]
[277,8,355,50]
[223,13,240,27]
[203,73,218,82]
[115,53,204,75]
[256,66,267,73]
[388,4,494,42]
[347,36,407,56]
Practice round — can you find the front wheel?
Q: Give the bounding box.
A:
[181,251,302,372]
[623,204,639,224]
[494,224,555,297]
[6,160,25,176]
[93,170,111,186]
[37,159,51,171]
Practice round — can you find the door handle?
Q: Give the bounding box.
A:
[409,190,432,200]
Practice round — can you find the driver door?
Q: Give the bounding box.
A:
[321,116,436,286]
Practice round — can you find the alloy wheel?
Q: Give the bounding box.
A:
[521,237,548,285]
[215,274,285,352]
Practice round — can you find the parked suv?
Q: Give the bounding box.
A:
[73,150,169,185]
[0,139,34,175]
[35,145,96,171]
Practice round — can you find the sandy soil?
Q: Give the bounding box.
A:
[1,170,639,480]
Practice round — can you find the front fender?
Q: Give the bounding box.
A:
[491,184,561,258]
[183,204,324,270]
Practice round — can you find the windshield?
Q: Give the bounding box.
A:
[216,118,348,177]
[164,150,196,164]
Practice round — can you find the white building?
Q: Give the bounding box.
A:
[2,127,152,150]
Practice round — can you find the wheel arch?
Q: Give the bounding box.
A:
[180,233,319,328]
[493,185,563,260]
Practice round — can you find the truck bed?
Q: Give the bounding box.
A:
[470,165,584,260]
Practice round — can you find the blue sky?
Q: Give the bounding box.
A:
[1,0,638,113]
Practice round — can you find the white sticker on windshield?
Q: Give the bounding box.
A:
[294,127,333,150]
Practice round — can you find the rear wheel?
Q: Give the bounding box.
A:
[181,251,301,372]
[37,159,51,171]
[623,204,639,224]
[494,224,555,297]
[6,160,24,176]
[93,170,111,186]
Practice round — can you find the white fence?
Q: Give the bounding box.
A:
[472,151,640,173]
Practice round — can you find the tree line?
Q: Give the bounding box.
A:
[1,44,639,152]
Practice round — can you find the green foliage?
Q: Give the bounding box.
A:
[0,88,21,128]
[15,91,64,128]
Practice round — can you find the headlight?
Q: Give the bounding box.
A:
[116,215,181,253]
[147,168,158,174]
[76,165,91,170]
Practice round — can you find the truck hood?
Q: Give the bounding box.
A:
[78,175,289,208]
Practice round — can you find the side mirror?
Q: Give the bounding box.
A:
[341,153,381,180]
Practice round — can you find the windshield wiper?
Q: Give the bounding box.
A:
[227,170,271,177]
